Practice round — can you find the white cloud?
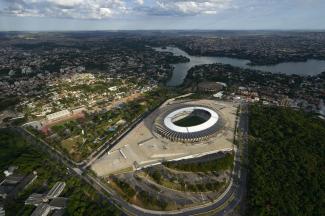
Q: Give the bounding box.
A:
[1,0,128,19]
[49,0,83,7]
[136,0,145,5]
[1,0,282,19]
[99,7,113,17]
[152,0,233,16]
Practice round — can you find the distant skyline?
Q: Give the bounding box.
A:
[1,0,325,31]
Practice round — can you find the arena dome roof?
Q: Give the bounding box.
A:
[164,107,219,133]
[154,105,222,142]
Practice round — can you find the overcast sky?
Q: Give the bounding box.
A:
[0,0,324,31]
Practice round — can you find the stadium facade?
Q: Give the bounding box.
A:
[154,105,222,142]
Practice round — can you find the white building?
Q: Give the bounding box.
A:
[109,86,118,91]
[46,110,71,121]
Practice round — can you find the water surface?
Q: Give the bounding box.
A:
[154,47,325,86]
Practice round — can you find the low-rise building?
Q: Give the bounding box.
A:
[0,201,5,216]
[46,110,71,122]
[0,169,37,199]
[25,182,67,216]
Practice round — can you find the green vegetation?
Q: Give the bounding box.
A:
[150,169,162,184]
[144,169,225,192]
[0,97,20,112]
[111,177,136,200]
[163,54,190,64]
[163,153,234,173]
[0,129,35,175]
[110,176,168,210]
[26,88,179,162]
[174,115,207,127]
[0,129,121,216]
[186,182,225,193]
[137,190,168,210]
[247,105,325,216]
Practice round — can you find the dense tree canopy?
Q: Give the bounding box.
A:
[247,105,325,216]
[0,129,121,216]
[163,153,233,173]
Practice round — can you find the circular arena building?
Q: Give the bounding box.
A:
[154,105,222,142]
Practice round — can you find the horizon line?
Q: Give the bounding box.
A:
[1,29,325,33]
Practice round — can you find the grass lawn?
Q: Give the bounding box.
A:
[61,135,84,161]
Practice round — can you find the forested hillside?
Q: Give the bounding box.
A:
[247,105,325,216]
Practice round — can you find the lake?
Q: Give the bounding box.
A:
[154,46,325,86]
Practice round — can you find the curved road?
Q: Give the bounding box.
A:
[17,102,249,216]
[82,102,249,216]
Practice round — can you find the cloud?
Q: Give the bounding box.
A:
[1,0,316,19]
[135,0,145,5]
[140,0,233,16]
[48,0,84,8]
[0,0,128,19]
[0,0,234,18]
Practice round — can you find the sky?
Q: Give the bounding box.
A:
[0,0,325,31]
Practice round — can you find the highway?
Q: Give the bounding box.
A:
[16,102,249,216]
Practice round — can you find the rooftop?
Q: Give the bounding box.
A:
[163,106,219,133]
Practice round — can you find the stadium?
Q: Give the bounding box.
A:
[154,105,223,142]
[92,99,236,176]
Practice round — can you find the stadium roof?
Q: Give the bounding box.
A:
[163,107,219,133]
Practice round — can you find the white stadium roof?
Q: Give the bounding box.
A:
[163,107,219,133]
